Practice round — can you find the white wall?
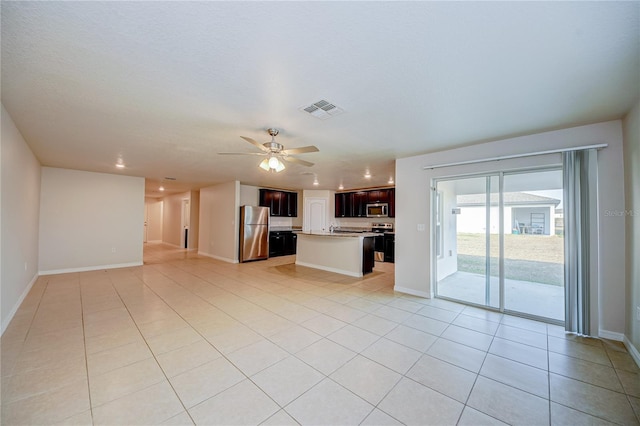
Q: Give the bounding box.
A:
[188,190,200,250]
[240,184,259,207]
[145,198,163,242]
[396,120,626,337]
[39,168,144,274]
[623,100,640,359]
[198,181,240,263]
[1,105,41,333]
[162,192,188,247]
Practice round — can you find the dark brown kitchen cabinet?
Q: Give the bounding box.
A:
[362,236,375,274]
[284,192,298,217]
[352,192,369,217]
[335,192,354,217]
[259,189,298,217]
[388,188,395,218]
[368,189,390,204]
[384,233,395,263]
[269,231,296,257]
[335,188,395,218]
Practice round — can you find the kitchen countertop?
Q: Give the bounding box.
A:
[269,227,302,232]
[296,231,378,238]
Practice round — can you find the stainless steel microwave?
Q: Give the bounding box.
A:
[366,203,389,218]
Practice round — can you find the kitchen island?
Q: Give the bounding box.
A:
[295,231,376,277]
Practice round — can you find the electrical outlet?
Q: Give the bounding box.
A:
[111,247,116,253]
[637,306,640,321]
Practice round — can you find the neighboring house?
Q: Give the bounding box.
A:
[456,192,561,236]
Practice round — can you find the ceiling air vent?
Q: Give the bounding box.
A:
[300,100,345,120]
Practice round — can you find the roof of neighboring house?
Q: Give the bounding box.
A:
[457,192,561,207]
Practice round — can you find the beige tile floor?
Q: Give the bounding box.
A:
[1,243,639,425]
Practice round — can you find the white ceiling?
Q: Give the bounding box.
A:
[2,2,638,197]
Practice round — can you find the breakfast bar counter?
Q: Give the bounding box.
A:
[295,231,376,277]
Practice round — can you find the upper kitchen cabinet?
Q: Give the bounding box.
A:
[367,189,390,204]
[335,192,350,217]
[352,192,369,217]
[259,189,298,217]
[388,188,395,217]
[334,188,395,218]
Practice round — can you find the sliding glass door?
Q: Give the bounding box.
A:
[434,176,500,309]
[434,168,564,322]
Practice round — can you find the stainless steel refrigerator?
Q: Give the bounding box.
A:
[239,206,270,262]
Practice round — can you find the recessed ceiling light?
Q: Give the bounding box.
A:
[159,186,165,191]
[364,171,371,178]
[313,179,319,186]
[388,177,394,184]
[115,163,125,169]
[338,184,344,190]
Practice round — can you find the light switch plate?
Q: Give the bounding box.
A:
[417,224,426,231]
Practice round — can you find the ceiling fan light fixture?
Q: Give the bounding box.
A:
[268,156,280,169]
[259,158,271,171]
[259,156,285,172]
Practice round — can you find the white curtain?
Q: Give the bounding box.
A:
[563,149,597,335]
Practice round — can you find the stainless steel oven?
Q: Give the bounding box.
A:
[371,222,393,261]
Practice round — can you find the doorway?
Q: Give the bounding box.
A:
[434,168,564,323]
[181,199,190,249]
[304,198,326,232]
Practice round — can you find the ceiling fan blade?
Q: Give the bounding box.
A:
[240,136,270,152]
[217,152,266,156]
[282,156,314,167]
[282,146,319,155]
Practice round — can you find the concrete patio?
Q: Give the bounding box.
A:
[437,271,564,321]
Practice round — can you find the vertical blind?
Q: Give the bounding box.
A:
[563,149,597,335]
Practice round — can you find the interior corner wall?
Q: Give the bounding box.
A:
[162,191,189,247]
[1,105,41,333]
[39,168,144,274]
[198,181,240,263]
[240,184,259,207]
[623,100,640,357]
[396,120,627,336]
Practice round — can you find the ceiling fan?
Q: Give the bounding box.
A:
[218,128,319,172]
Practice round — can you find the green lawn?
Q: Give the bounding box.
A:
[456,233,564,286]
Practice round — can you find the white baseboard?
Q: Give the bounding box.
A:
[598,329,625,342]
[295,261,362,278]
[39,261,143,276]
[1,273,39,335]
[623,335,640,368]
[161,242,183,248]
[197,251,238,264]
[393,285,431,299]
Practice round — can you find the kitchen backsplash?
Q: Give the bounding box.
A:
[270,217,294,227]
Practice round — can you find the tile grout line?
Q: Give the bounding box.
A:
[140,258,406,424]
[111,267,291,423]
[15,244,634,426]
[106,271,198,425]
[78,275,96,425]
